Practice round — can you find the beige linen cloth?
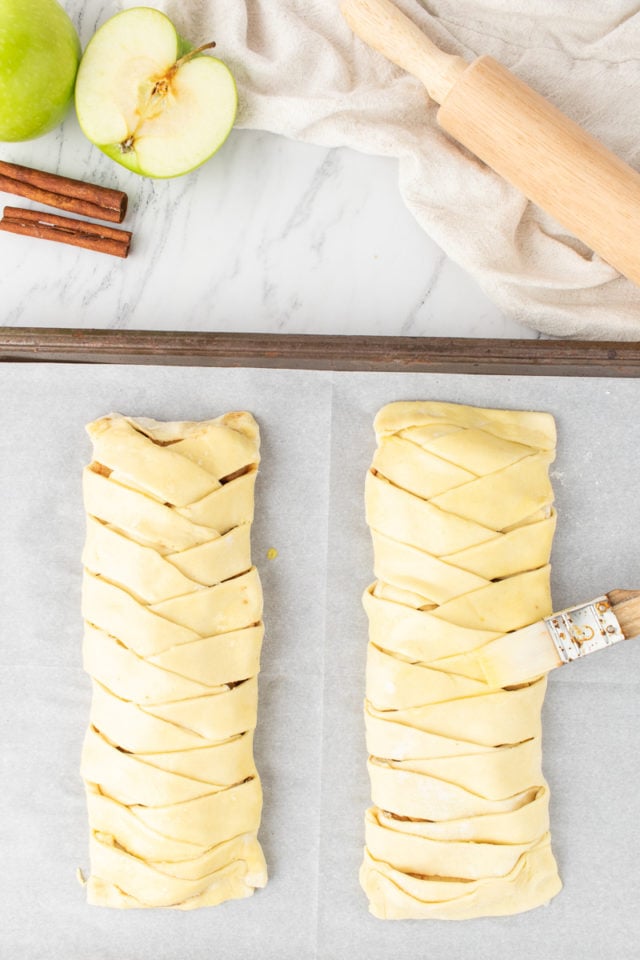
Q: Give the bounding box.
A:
[126,1,640,338]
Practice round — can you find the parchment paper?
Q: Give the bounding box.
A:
[1,365,639,960]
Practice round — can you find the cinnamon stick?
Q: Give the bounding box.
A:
[0,206,132,258]
[0,160,127,223]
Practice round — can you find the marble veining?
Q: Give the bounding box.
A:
[0,0,538,340]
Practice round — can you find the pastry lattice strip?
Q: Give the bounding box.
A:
[361,401,562,919]
[81,413,267,909]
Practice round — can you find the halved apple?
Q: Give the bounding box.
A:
[74,7,237,178]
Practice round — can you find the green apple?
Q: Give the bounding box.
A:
[0,0,80,141]
[74,7,237,179]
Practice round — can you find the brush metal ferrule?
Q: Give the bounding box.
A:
[544,596,626,664]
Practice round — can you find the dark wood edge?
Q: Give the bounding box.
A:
[1,327,639,376]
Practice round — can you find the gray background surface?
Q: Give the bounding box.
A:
[1,365,638,959]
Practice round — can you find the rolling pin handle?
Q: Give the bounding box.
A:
[340,0,468,103]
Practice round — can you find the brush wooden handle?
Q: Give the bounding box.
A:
[340,0,467,102]
[609,589,640,640]
[342,0,640,288]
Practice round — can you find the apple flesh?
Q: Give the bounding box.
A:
[74,7,237,179]
[0,0,80,141]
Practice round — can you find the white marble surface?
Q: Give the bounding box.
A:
[0,1,538,340]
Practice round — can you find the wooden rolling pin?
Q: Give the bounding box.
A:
[341,0,640,287]
[431,590,640,687]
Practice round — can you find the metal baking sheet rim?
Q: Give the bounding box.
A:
[1,327,640,376]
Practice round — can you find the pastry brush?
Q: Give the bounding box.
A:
[430,589,640,687]
[341,0,640,287]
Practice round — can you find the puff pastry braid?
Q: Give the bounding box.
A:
[361,401,562,919]
[81,412,267,909]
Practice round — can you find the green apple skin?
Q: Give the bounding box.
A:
[75,8,237,179]
[0,0,80,141]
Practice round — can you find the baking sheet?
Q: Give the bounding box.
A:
[1,364,639,960]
